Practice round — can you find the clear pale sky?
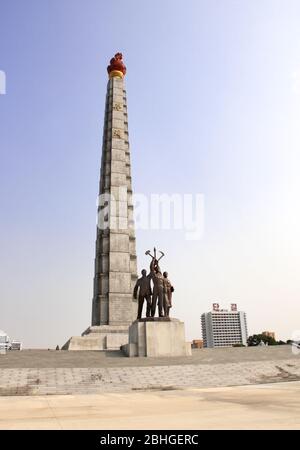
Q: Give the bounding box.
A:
[1,1,300,347]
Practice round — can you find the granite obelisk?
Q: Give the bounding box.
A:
[64,53,138,350]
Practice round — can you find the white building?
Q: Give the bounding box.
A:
[201,303,248,348]
[0,330,22,351]
[0,330,11,351]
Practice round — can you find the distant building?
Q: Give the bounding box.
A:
[0,330,11,351]
[262,331,275,340]
[0,330,22,351]
[11,341,22,350]
[201,303,248,348]
[191,339,203,349]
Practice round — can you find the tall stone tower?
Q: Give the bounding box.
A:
[64,53,138,351]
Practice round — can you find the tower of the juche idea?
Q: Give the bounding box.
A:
[64,53,138,351]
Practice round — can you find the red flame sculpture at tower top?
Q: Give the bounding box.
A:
[107,52,127,78]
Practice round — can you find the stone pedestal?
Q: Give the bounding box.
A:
[121,318,192,357]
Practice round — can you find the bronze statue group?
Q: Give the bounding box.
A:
[133,248,174,319]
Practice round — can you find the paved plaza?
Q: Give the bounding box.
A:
[0,382,299,430]
[1,347,300,429]
[0,345,297,368]
[0,346,300,396]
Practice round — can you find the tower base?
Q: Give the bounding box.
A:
[121,318,192,357]
[62,325,130,351]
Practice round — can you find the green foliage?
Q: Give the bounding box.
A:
[247,334,277,346]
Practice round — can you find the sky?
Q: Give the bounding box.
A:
[1,0,300,347]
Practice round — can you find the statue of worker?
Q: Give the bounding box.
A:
[133,269,152,319]
[150,258,165,317]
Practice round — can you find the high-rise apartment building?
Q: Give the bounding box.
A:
[201,303,248,348]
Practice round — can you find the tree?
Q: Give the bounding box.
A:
[247,334,277,347]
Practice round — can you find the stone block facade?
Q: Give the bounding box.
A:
[64,73,138,351]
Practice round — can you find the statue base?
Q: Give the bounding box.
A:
[121,318,192,357]
[62,325,129,351]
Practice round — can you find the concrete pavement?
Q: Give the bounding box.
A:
[1,359,300,396]
[0,382,299,430]
[1,346,300,396]
[0,346,297,369]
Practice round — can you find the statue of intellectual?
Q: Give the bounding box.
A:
[163,271,174,317]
